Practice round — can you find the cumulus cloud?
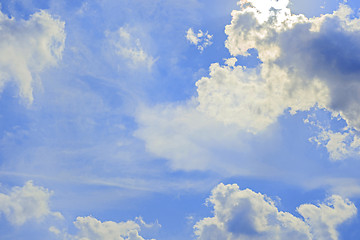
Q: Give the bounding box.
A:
[196,58,328,133]
[194,183,357,240]
[0,181,63,225]
[298,195,358,240]
[186,28,213,52]
[50,216,158,240]
[192,0,360,157]
[106,27,156,70]
[0,9,65,103]
[135,0,360,165]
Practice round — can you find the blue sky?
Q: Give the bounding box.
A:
[1,0,360,239]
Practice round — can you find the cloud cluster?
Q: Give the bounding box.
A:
[202,1,358,128]
[193,0,360,156]
[135,0,360,167]
[186,28,213,52]
[194,183,357,240]
[0,9,65,103]
[0,181,157,239]
[0,181,62,225]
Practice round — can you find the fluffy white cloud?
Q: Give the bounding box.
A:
[106,27,156,70]
[186,28,213,52]
[194,183,357,240]
[0,181,63,225]
[50,216,158,240]
[298,195,357,240]
[0,9,65,103]
[196,58,328,133]
[135,1,360,165]
[305,111,360,160]
[193,0,360,157]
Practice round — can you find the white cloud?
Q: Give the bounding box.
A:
[50,216,158,240]
[134,101,260,172]
[194,183,357,240]
[186,28,213,52]
[0,182,158,239]
[298,195,357,240]
[135,1,360,169]
[0,9,65,103]
[192,1,360,154]
[305,112,360,160]
[0,181,63,225]
[196,59,328,133]
[106,27,156,70]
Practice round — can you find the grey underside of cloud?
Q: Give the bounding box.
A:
[194,183,357,240]
[135,0,360,170]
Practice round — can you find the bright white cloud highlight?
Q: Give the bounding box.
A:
[0,10,65,103]
[194,183,357,240]
[186,28,213,52]
[196,59,328,133]
[0,181,63,225]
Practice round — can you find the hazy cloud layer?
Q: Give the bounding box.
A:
[194,183,357,240]
[0,10,65,103]
[106,26,156,70]
[0,181,158,239]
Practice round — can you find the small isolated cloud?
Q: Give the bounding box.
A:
[305,111,360,160]
[0,181,63,225]
[50,215,158,240]
[107,27,156,70]
[194,183,357,240]
[0,9,65,104]
[186,28,213,52]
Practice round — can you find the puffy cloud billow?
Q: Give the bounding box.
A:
[0,181,63,225]
[194,0,360,157]
[0,181,158,239]
[194,183,357,240]
[0,9,65,103]
[50,216,157,240]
